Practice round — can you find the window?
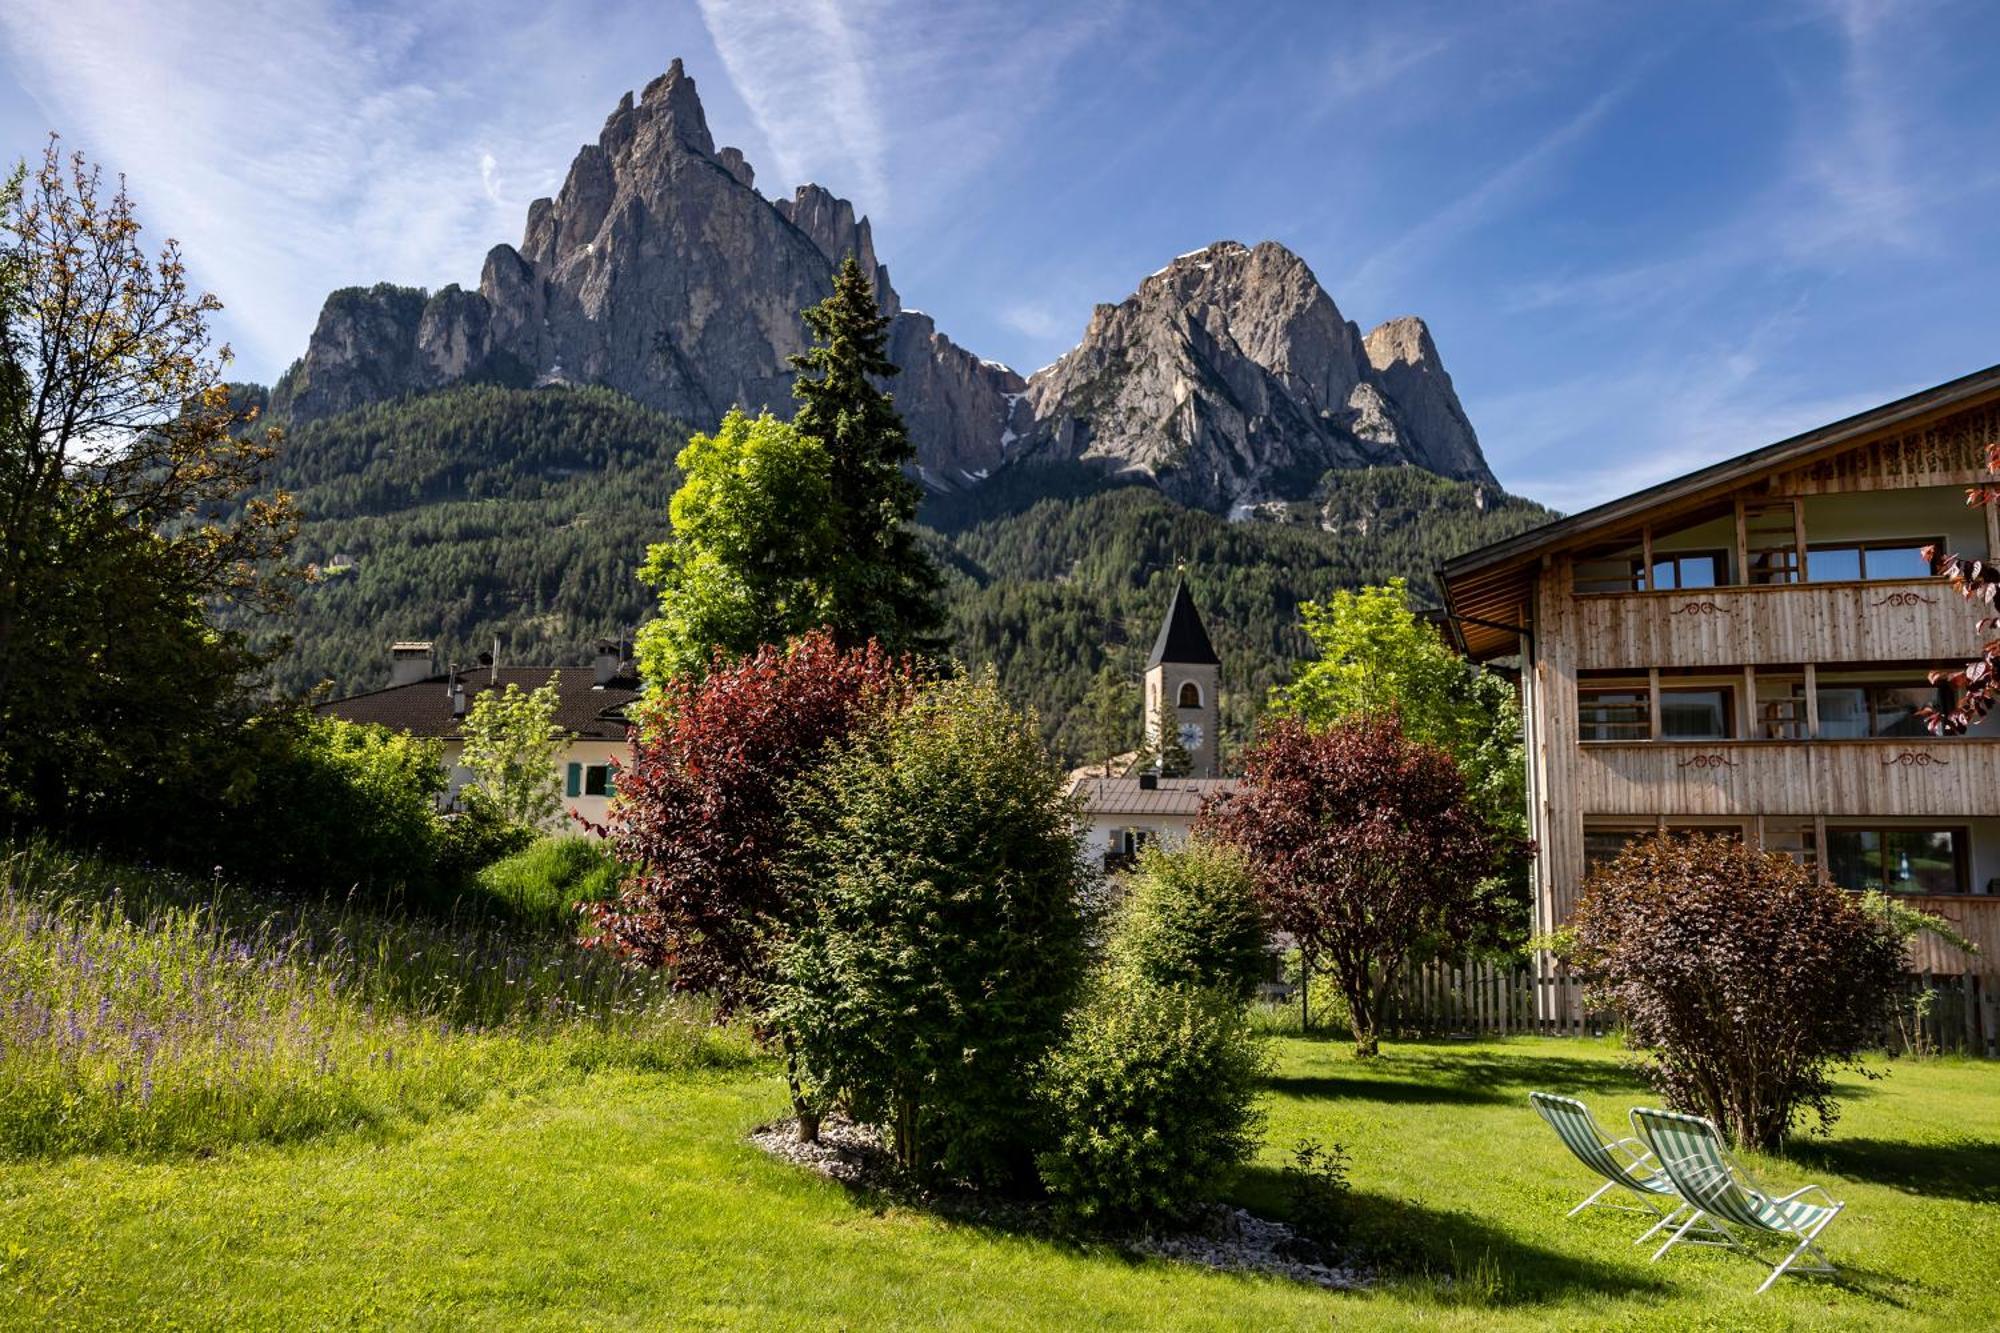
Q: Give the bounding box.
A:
[1743,502,1804,585]
[1177,681,1202,708]
[1807,539,1939,583]
[1579,688,1649,741]
[1118,828,1154,856]
[1754,676,1809,740]
[1659,687,1733,741]
[1815,680,1949,739]
[583,764,613,797]
[1584,824,1651,869]
[1762,819,1817,866]
[1825,827,1966,895]
[1649,550,1728,590]
[1574,542,1647,594]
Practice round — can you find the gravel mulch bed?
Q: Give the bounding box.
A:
[750,1116,1371,1292]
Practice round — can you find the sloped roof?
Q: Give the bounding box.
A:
[1147,581,1221,668]
[315,666,640,741]
[1071,776,1239,816]
[1439,360,2000,660]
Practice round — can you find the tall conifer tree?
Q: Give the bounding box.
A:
[789,256,944,654]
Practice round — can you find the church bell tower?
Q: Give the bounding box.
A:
[1144,580,1221,778]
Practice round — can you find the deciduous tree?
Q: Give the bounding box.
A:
[588,632,921,1134]
[0,140,296,834]
[1269,579,1530,947]
[634,409,840,684]
[458,673,565,830]
[1199,715,1505,1057]
[771,671,1091,1182]
[1922,440,2000,733]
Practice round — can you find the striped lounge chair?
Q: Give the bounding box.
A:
[1630,1107,1845,1293]
[1528,1092,1687,1242]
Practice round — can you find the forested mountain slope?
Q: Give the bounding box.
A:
[261,386,1554,762]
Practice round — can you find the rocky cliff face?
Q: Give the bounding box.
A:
[271,60,1496,511]
[1014,242,1494,506]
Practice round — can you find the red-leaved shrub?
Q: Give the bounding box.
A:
[586,631,921,1017]
[1567,833,1905,1149]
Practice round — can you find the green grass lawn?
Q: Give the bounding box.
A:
[3,1036,1994,1330]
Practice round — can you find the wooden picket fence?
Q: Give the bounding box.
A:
[1372,960,1997,1056]
[1377,959,1607,1039]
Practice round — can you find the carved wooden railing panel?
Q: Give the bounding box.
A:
[1575,739,2000,818]
[1569,577,1974,669]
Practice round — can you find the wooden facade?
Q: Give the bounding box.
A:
[1442,366,2000,1007]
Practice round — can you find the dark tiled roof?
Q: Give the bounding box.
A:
[1071,776,1239,816]
[315,667,640,741]
[1147,581,1221,668]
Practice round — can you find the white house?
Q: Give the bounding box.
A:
[316,639,639,828]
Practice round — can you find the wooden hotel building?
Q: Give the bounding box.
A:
[1440,365,2000,1027]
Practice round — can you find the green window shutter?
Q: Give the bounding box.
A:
[565,762,581,798]
[604,766,616,797]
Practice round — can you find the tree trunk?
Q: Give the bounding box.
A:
[1300,950,1312,1033]
[785,1041,820,1144]
[1347,974,1380,1059]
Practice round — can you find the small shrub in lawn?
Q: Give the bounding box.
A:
[774,672,1092,1185]
[1035,976,1268,1226]
[475,834,626,929]
[1565,832,1905,1149]
[1282,1137,1353,1254]
[1112,839,1268,1003]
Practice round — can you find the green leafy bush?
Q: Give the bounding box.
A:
[773,671,1092,1184]
[1035,976,1268,1225]
[1283,1138,1353,1254]
[1112,840,1268,1002]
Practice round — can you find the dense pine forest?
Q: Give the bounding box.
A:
[258,385,1555,762]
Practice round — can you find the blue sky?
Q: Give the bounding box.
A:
[3,0,1997,510]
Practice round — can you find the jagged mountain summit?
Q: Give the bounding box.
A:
[1016,241,1493,507]
[268,59,1495,512]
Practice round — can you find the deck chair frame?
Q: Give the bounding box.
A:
[1527,1093,1690,1243]
[1630,1107,1845,1294]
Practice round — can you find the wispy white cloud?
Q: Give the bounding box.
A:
[0,0,670,379]
[1341,75,1635,306]
[695,0,1114,225]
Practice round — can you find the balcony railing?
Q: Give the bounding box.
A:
[1568,577,1973,669]
[1573,737,2000,818]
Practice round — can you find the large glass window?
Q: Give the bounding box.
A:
[1583,825,1652,870]
[1659,687,1733,740]
[1815,680,1949,738]
[1762,819,1818,866]
[1579,688,1649,741]
[1825,827,1966,894]
[1649,551,1728,590]
[1807,539,1938,583]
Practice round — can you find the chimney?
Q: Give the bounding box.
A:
[1138,772,1159,791]
[491,635,500,686]
[388,640,434,687]
[450,675,468,718]
[594,637,624,685]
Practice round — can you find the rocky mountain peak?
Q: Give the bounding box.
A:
[1362,315,1491,485]
[265,60,1498,509]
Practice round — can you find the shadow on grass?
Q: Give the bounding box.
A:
[1786,1136,2000,1204]
[1264,1074,1505,1106]
[1229,1165,1670,1306]
[1268,1051,1644,1109]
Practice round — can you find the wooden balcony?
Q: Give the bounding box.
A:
[1574,738,2000,817]
[1568,577,1976,669]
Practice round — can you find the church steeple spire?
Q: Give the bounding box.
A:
[1143,579,1221,778]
